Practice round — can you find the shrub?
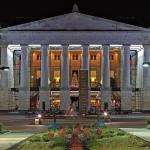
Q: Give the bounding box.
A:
[28,134,41,142]
[115,130,125,136]
[65,128,72,134]
[52,137,66,147]
[147,124,150,129]
[42,133,49,142]
[0,123,2,133]
[47,132,54,140]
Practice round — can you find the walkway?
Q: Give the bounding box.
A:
[120,128,150,142]
[0,132,33,150]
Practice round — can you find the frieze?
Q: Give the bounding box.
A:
[2,30,149,45]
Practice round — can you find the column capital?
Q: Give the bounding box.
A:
[62,44,69,47]
[41,44,48,49]
[20,44,28,47]
[122,44,130,49]
[102,44,110,46]
[82,44,89,47]
[102,44,110,50]
[20,45,29,51]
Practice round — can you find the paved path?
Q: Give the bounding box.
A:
[0,132,33,150]
[120,128,150,142]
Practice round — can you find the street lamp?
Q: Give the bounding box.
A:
[143,62,150,67]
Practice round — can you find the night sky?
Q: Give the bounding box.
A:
[0,0,150,28]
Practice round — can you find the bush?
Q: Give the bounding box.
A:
[0,123,3,133]
[42,133,49,142]
[51,137,66,148]
[147,124,150,129]
[28,134,41,142]
[65,128,72,134]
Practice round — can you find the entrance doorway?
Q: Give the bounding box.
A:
[70,96,79,112]
[30,92,39,111]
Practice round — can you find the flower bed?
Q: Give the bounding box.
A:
[9,126,150,150]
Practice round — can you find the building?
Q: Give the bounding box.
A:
[0,5,150,113]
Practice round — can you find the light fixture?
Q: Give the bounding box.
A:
[103,111,108,117]
[55,77,60,82]
[38,114,42,118]
[0,66,10,71]
[91,77,96,82]
[143,62,150,67]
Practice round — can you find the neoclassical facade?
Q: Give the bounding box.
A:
[0,6,150,113]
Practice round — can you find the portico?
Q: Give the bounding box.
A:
[0,5,150,113]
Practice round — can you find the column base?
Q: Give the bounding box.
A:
[19,89,30,111]
[121,89,132,112]
[0,89,9,110]
[101,89,111,111]
[39,87,50,111]
[60,90,70,112]
[141,88,150,111]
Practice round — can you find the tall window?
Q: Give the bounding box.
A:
[72,54,78,60]
[30,50,41,89]
[90,55,96,60]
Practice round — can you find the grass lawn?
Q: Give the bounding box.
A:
[8,128,150,150]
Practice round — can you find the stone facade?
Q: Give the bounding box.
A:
[0,9,150,112]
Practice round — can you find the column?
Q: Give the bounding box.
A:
[0,45,8,89]
[39,45,50,111]
[123,45,131,88]
[20,45,28,88]
[143,45,150,88]
[142,44,150,111]
[102,45,110,89]
[0,45,9,110]
[60,45,70,113]
[121,45,132,112]
[101,44,111,111]
[81,45,90,112]
[19,45,30,111]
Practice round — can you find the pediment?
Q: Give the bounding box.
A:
[3,12,148,31]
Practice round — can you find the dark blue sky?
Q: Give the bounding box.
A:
[0,0,149,28]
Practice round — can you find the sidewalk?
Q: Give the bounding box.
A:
[0,132,33,150]
[110,112,150,120]
[120,128,150,142]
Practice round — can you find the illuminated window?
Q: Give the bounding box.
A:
[90,71,96,82]
[54,55,60,60]
[72,55,78,60]
[54,71,60,83]
[90,55,96,60]
[37,55,41,60]
[110,54,114,60]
